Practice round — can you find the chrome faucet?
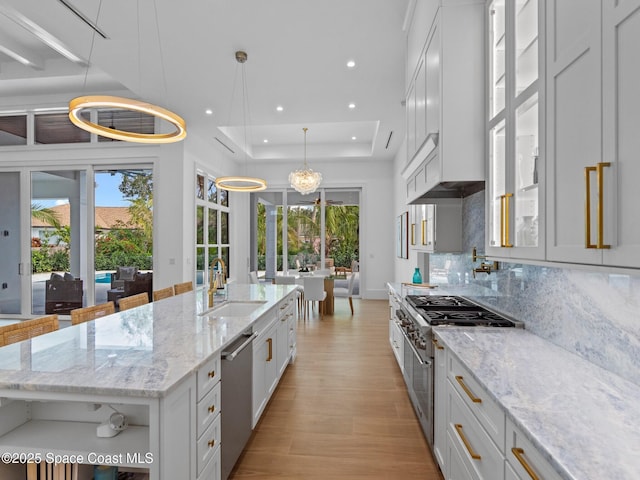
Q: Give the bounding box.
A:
[208,257,227,307]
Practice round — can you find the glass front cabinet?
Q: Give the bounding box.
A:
[486,0,545,260]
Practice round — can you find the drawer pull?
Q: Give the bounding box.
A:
[512,448,540,480]
[207,370,216,379]
[455,375,482,403]
[208,405,215,413]
[208,439,215,448]
[431,338,444,350]
[454,424,481,460]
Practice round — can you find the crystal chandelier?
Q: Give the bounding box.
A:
[289,127,322,195]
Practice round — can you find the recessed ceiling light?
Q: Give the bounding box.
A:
[351,136,357,140]
[347,60,356,68]
[205,109,213,115]
[348,103,356,109]
[276,105,284,112]
[263,139,269,143]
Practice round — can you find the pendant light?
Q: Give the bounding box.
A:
[289,127,322,195]
[215,51,267,192]
[68,0,186,143]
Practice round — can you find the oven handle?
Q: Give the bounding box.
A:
[401,329,432,367]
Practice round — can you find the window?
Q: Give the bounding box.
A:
[196,172,230,286]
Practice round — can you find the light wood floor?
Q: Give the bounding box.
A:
[229,298,444,480]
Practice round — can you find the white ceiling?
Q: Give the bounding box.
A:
[0,0,409,165]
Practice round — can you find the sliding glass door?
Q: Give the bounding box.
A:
[252,188,360,282]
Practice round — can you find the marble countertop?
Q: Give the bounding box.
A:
[387,281,501,298]
[0,284,297,398]
[435,328,640,480]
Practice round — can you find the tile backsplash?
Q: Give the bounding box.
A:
[430,190,640,386]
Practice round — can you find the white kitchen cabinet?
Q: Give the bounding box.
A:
[506,417,563,480]
[387,288,404,371]
[486,0,545,261]
[252,309,279,428]
[403,1,485,202]
[546,0,640,268]
[432,335,447,475]
[276,293,296,376]
[410,199,462,253]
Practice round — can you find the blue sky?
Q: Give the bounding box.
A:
[95,172,128,207]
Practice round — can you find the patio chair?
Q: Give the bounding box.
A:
[44,274,83,315]
[111,266,138,290]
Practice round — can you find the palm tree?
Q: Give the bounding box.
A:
[31,203,61,229]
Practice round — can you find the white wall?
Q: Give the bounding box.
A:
[393,139,419,284]
[250,157,395,299]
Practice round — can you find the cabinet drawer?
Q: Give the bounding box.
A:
[198,442,221,480]
[197,412,221,476]
[197,380,221,438]
[448,354,505,451]
[197,354,221,401]
[448,384,504,480]
[506,418,563,480]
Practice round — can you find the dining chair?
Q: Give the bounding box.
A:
[274,276,303,315]
[153,286,175,301]
[333,272,358,315]
[173,281,194,295]
[315,268,331,277]
[118,292,149,312]
[302,276,327,321]
[70,302,116,325]
[0,315,59,346]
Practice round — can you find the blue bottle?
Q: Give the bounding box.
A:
[412,268,422,284]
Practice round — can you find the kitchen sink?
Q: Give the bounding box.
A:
[199,300,267,317]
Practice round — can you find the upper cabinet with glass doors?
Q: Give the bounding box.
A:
[486,0,545,260]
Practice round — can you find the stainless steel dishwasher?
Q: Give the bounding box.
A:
[221,329,257,480]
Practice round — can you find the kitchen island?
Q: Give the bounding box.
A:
[0,284,298,479]
[434,327,640,480]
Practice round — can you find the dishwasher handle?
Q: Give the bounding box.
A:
[222,332,258,361]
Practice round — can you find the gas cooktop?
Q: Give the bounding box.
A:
[404,295,517,327]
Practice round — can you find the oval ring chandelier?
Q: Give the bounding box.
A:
[68,95,187,144]
[215,51,267,192]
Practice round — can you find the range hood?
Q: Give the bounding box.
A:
[402,134,485,204]
[413,180,485,201]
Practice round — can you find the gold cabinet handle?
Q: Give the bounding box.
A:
[596,162,611,249]
[207,370,216,378]
[266,338,273,362]
[421,219,427,245]
[431,338,444,350]
[585,163,611,249]
[512,448,540,480]
[504,193,513,247]
[208,405,215,413]
[411,223,416,245]
[454,424,481,460]
[208,439,215,448]
[584,166,597,248]
[455,375,482,403]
